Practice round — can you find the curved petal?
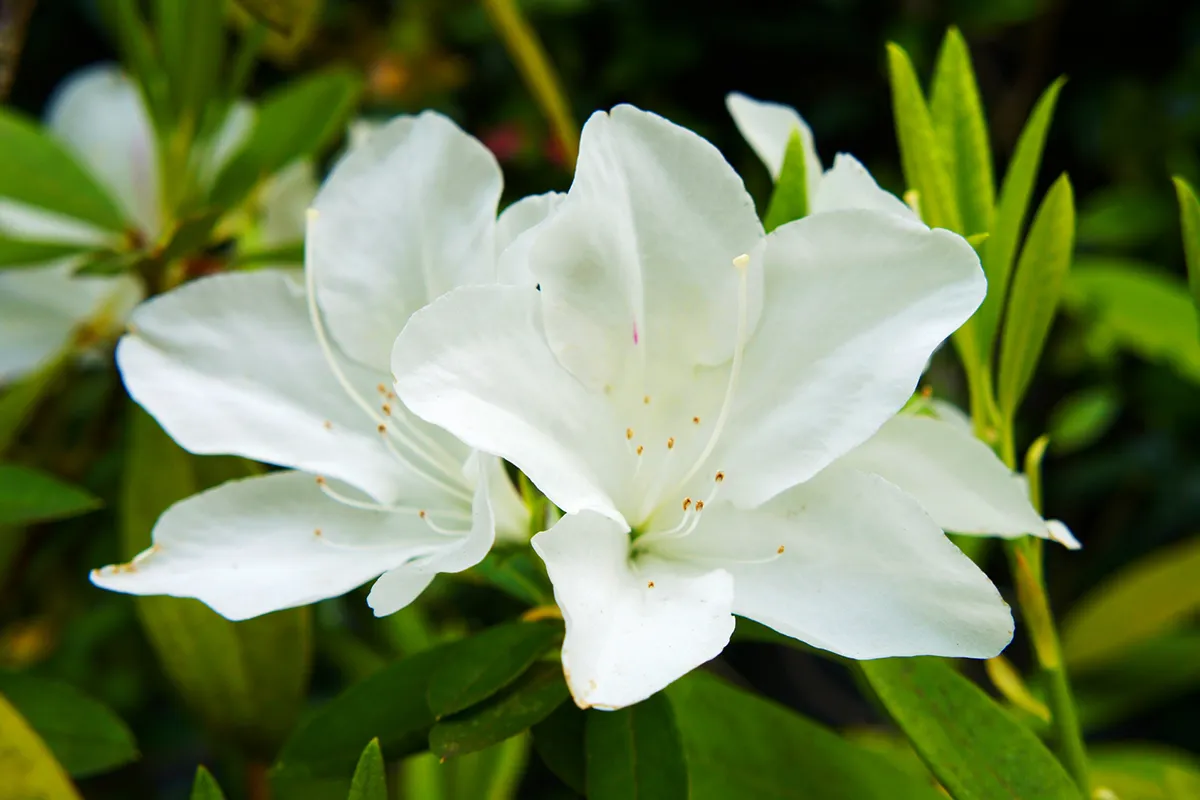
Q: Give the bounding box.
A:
[530,105,764,389]
[495,192,565,286]
[0,199,117,248]
[725,92,822,198]
[532,511,734,710]
[257,160,318,248]
[837,414,1051,539]
[367,456,497,615]
[91,471,459,620]
[715,209,986,507]
[712,466,1013,659]
[393,284,626,521]
[309,111,503,372]
[200,102,255,188]
[117,269,437,503]
[46,65,160,237]
[811,154,918,220]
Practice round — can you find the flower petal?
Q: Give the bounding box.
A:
[725,92,822,198]
[811,154,918,220]
[495,192,565,286]
[46,65,160,237]
[309,111,502,372]
[532,511,734,710]
[712,466,1013,659]
[91,471,458,620]
[367,456,497,615]
[530,105,764,389]
[393,284,626,521]
[0,199,117,247]
[837,414,1052,539]
[117,269,437,503]
[715,209,985,507]
[256,160,317,248]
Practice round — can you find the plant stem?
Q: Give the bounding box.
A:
[481,0,579,169]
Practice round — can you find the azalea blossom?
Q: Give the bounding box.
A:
[91,112,541,620]
[727,91,1078,550]
[392,104,1016,710]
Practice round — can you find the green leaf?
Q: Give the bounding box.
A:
[0,671,137,777]
[762,130,809,232]
[210,69,361,211]
[929,26,995,238]
[120,406,311,758]
[233,241,305,269]
[885,42,961,232]
[427,621,562,719]
[1089,744,1200,800]
[996,174,1075,420]
[191,766,228,800]
[0,237,98,269]
[154,0,225,126]
[429,662,568,760]
[0,349,70,455]
[348,739,387,800]
[467,548,553,606]
[72,250,145,277]
[1074,630,1200,730]
[1061,536,1200,671]
[531,701,585,794]
[977,77,1066,353]
[1047,386,1120,454]
[861,657,1081,800]
[233,0,316,35]
[585,691,687,800]
[100,0,170,128]
[1172,176,1200,323]
[0,464,100,526]
[0,692,81,799]
[668,671,943,800]
[0,109,128,231]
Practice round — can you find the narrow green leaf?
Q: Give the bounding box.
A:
[531,701,585,794]
[210,69,362,210]
[1089,744,1200,800]
[348,739,387,800]
[762,130,809,232]
[885,42,961,232]
[586,691,687,800]
[0,237,96,269]
[1074,631,1200,730]
[0,110,127,231]
[977,77,1066,353]
[0,692,81,799]
[120,407,311,758]
[1047,386,1120,454]
[191,766,228,800]
[427,621,562,719]
[996,174,1075,420]
[0,348,70,455]
[101,0,171,128]
[233,241,305,268]
[234,0,314,35]
[467,548,553,606]
[1061,536,1200,670]
[154,0,225,126]
[668,671,943,800]
[1172,176,1200,323]
[0,464,100,526]
[429,662,568,760]
[0,671,138,777]
[861,657,1081,800]
[72,250,145,277]
[929,26,995,237]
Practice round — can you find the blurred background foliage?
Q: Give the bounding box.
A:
[1,0,1198,797]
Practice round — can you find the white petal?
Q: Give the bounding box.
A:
[715,209,986,508]
[393,284,626,521]
[309,111,502,372]
[0,199,117,247]
[91,471,460,620]
[927,397,973,432]
[117,269,436,503]
[530,105,764,389]
[495,192,565,286]
[199,102,255,188]
[713,466,1013,659]
[532,511,734,709]
[478,453,532,543]
[257,160,318,248]
[838,414,1052,539]
[725,92,822,199]
[46,65,160,237]
[811,154,918,220]
[367,457,497,615]
[1046,519,1082,550]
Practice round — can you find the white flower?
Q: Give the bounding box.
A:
[91,112,544,620]
[728,91,1079,550]
[391,105,1015,710]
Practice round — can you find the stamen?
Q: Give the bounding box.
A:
[315,475,469,520]
[419,509,464,536]
[667,437,675,450]
[692,416,701,424]
[682,497,692,511]
[643,395,651,405]
[636,445,644,456]
[626,427,634,440]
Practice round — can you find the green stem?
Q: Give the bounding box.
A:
[481,0,579,169]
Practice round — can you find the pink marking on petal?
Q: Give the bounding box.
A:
[632,321,639,345]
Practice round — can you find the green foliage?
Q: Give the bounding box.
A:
[586,691,687,800]
[427,620,562,718]
[1047,386,1120,454]
[0,692,81,800]
[0,463,100,526]
[1074,631,1200,731]
[190,766,228,800]
[0,670,138,777]
[996,174,1075,421]
[154,0,225,128]
[861,658,1082,800]
[234,0,317,35]
[762,130,809,232]
[531,702,586,793]
[348,739,388,800]
[1089,745,1200,800]
[1172,176,1200,321]
[0,237,100,270]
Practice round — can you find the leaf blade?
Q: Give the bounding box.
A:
[0,464,101,526]
[348,739,388,800]
[585,691,687,800]
[762,130,810,232]
[1172,176,1200,324]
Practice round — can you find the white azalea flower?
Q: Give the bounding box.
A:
[91,112,541,620]
[728,91,1079,551]
[392,105,1015,710]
